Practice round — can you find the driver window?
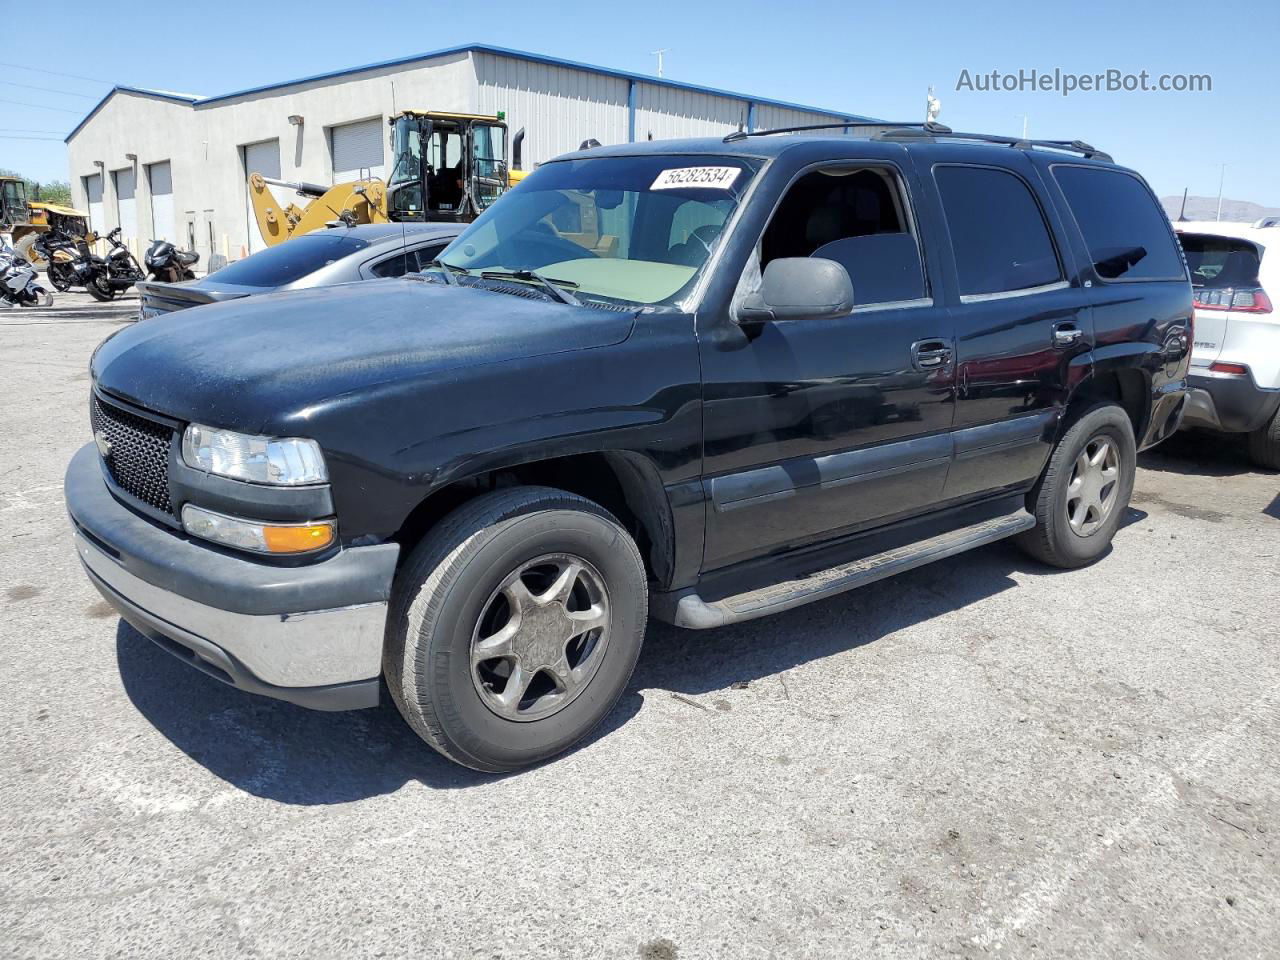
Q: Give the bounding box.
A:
[760,166,928,306]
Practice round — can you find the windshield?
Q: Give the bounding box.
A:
[438,154,760,307]
[207,233,370,287]
[389,116,422,189]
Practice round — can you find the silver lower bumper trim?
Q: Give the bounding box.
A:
[75,531,387,690]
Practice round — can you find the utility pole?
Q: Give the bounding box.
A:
[1215,163,1227,221]
[1015,113,1029,139]
[651,49,668,79]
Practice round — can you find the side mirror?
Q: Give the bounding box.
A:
[737,257,855,323]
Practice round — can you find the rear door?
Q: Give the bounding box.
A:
[913,148,1094,501]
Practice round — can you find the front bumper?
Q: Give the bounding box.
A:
[65,443,399,711]
[1182,370,1280,434]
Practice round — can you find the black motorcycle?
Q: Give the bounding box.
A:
[84,227,145,301]
[144,239,200,283]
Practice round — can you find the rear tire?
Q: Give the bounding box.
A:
[384,486,648,772]
[87,275,116,301]
[46,263,73,293]
[1015,402,1136,569]
[1247,407,1280,470]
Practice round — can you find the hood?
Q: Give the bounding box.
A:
[94,278,636,431]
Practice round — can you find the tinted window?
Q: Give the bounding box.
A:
[209,233,369,287]
[936,166,1061,296]
[1053,166,1185,281]
[412,243,448,271]
[370,253,409,278]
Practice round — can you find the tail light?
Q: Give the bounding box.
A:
[1209,362,1249,376]
[1193,287,1273,313]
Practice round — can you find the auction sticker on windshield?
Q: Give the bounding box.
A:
[651,166,742,190]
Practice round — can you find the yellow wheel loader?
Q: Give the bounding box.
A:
[1,176,90,267]
[248,111,529,247]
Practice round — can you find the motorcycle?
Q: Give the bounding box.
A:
[85,227,145,301]
[144,239,200,282]
[0,239,53,307]
[32,227,89,293]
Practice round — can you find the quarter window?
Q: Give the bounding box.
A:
[1053,166,1185,281]
[935,165,1062,297]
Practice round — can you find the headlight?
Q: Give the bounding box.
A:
[182,424,327,485]
[182,504,335,554]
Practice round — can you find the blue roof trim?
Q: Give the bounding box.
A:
[191,42,872,121]
[65,86,199,143]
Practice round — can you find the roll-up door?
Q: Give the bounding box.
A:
[331,118,385,182]
[242,139,282,254]
[112,167,137,248]
[84,174,104,236]
[148,161,173,242]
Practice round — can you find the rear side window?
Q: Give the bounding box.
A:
[1052,166,1185,281]
[370,253,410,278]
[935,166,1062,297]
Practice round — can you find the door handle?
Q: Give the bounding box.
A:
[1053,321,1084,348]
[911,339,953,370]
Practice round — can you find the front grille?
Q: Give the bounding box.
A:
[90,394,175,515]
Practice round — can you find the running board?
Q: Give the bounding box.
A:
[657,509,1035,629]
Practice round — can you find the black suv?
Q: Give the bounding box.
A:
[67,124,1191,771]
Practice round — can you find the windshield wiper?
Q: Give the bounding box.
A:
[480,268,581,306]
[428,259,469,285]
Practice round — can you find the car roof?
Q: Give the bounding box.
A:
[551,132,1123,170]
[300,221,461,246]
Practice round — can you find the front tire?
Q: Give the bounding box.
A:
[1015,402,1136,569]
[384,486,648,772]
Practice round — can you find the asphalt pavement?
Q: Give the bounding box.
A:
[2,296,1277,959]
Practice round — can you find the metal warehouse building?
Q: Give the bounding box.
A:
[64,43,875,265]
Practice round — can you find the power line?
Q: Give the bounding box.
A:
[0,97,82,114]
[0,79,95,98]
[0,134,66,141]
[0,60,117,86]
[0,128,66,134]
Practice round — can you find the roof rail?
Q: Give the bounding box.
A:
[722,121,947,143]
[722,120,1111,162]
[873,127,1112,162]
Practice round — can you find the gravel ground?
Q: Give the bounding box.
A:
[1,297,1277,959]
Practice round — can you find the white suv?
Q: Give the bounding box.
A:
[1176,221,1280,468]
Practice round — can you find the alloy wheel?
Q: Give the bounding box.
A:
[470,554,611,722]
[1066,435,1120,536]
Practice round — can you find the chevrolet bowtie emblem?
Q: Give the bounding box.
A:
[94,430,113,459]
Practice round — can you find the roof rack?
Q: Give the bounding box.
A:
[723,120,1111,162]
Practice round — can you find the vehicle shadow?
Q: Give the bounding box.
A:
[1138,429,1263,477]
[116,535,1088,805]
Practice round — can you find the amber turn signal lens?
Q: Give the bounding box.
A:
[262,522,335,553]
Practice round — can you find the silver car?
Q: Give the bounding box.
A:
[136,222,460,320]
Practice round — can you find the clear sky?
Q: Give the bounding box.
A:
[2,0,1276,205]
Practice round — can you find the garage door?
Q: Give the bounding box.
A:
[113,168,137,249]
[148,161,173,242]
[84,174,104,236]
[331,118,385,183]
[243,139,281,254]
